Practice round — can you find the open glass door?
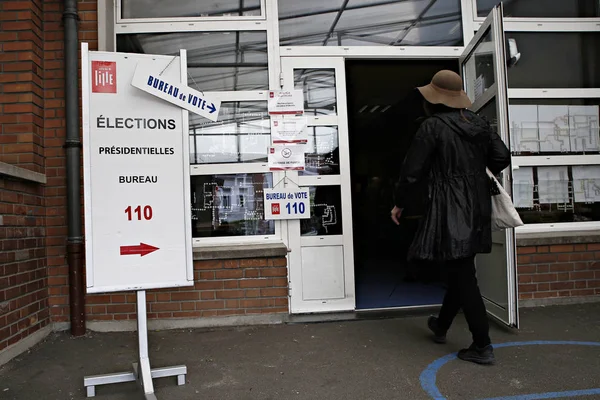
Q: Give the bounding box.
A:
[281,57,355,314]
[460,4,519,328]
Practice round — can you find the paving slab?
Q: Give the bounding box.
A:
[1,303,599,400]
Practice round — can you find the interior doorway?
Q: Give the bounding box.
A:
[346,59,459,310]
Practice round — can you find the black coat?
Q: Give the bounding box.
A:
[394,109,511,261]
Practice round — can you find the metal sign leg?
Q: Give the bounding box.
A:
[83,290,187,398]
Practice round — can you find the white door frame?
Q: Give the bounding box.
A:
[281,57,356,314]
[460,4,520,328]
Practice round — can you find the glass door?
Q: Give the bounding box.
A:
[460,4,519,328]
[281,57,356,314]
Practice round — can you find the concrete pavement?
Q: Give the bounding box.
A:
[1,303,599,399]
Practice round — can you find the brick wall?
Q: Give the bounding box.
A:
[517,243,600,301]
[85,258,289,321]
[0,177,48,352]
[0,0,44,174]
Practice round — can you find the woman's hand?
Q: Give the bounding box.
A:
[391,206,403,225]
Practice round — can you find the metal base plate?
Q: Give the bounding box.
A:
[83,363,186,398]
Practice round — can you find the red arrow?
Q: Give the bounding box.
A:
[120,242,159,257]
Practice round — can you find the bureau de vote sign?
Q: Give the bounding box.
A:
[81,45,193,293]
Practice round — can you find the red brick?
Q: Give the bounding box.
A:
[240,259,268,268]
[571,289,595,296]
[244,269,260,278]
[536,265,550,273]
[240,299,273,308]
[550,244,574,253]
[106,304,135,314]
[550,282,574,291]
[517,255,532,265]
[223,280,238,289]
[215,269,243,280]
[260,288,288,297]
[588,280,600,288]
[517,246,536,255]
[200,291,215,300]
[570,271,594,280]
[171,292,199,301]
[196,300,224,310]
[260,268,288,277]
[532,273,557,283]
[518,284,537,293]
[215,290,244,299]
[518,275,533,284]
[532,254,557,263]
[217,309,244,317]
[534,291,558,299]
[518,265,537,274]
[549,263,574,272]
[150,303,180,312]
[194,281,223,290]
[194,260,222,270]
[587,243,600,251]
[223,260,239,269]
[239,279,271,289]
[269,258,287,267]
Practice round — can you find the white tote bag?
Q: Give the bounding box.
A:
[486,168,524,231]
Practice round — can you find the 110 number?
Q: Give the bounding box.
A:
[125,205,153,221]
[286,202,306,215]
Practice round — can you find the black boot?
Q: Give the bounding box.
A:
[427,316,447,344]
[458,343,496,365]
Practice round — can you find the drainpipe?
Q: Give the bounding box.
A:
[63,0,86,336]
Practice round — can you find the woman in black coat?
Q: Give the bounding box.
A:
[390,70,511,365]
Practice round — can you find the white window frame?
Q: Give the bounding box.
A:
[471,0,600,25]
[116,0,266,24]
[509,90,600,236]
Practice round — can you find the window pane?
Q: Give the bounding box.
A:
[509,99,600,155]
[116,32,268,91]
[301,126,340,176]
[477,0,600,18]
[513,166,600,224]
[279,0,463,46]
[301,186,343,236]
[191,173,275,238]
[190,102,270,164]
[121,0,262,19]
[463,29,495,103]
[506,32,600,89]
[294,69,337,115]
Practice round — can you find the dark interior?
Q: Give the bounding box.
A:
[346,59,458,310]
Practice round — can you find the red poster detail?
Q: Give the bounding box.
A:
[91,61,117,93]
[271,203,281,215]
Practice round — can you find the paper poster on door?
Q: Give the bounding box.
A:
[268,145,305,171]
[263,188,311,220]
[271,116,308,144]
[268,90,304,115]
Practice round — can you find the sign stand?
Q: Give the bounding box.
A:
[83,291,187,398]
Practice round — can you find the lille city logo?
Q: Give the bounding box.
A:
[92,61,117,93]
[271,203,281,215]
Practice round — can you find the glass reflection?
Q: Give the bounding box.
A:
[301,126,340,176]
[477,0,600,18]
[191,173,275,237]
[279,0,463,47]
[301,186,343,236]
[294,69,337,115]
[462,29,495,103]
[190,102,270,164]
[122,0,262,19]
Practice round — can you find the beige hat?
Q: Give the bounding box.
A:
[417,70,472,109]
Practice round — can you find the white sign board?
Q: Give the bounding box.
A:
[131,64,221,122]
[268,90,304,115]
[263,188,310,220]
[474,74,485,101]
[268,145,305,171]
[270,116,308,144]
[82,45,193,293]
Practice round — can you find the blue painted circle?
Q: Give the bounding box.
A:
[420,340,600,400]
